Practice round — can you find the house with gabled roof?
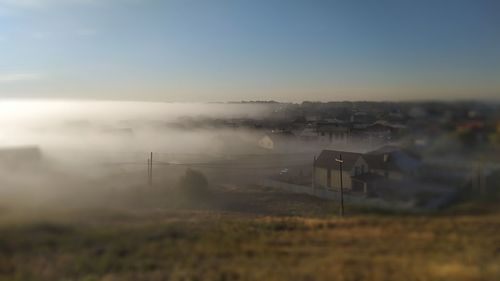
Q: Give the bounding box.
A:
[313,146,422,194]
[313,150,369,191]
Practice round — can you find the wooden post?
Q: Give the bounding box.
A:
[477,158,487,196]
[147,156,151,186]
[335,154,344,217]
[312,156,316,191]
[150,152,153,187]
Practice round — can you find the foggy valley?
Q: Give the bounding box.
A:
[1,0,499,280]
[0,100,497,215]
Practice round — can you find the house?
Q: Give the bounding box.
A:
[313,146,422,194]
[350,111,376,124]
[316,122,351,142]
[364,146,421,180]
[313,150,369,191]
[361,123,393,139]
[351,173,385,195]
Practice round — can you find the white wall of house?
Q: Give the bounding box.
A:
[314,167,354,190]
[314,167,328,188]
[314,156,370,190]
[318,131,350,143]
[332,169,353,190]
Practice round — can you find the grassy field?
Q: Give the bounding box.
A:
[0,185,499,281]
[1,213,499,280]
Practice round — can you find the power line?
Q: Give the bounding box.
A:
[109,161,310,170]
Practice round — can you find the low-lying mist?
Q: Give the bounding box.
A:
[0,100,275,150]
[0,100,391,219]
[0,100,313,217]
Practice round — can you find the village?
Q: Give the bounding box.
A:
[143,100,498,211]
[1,101,498,213]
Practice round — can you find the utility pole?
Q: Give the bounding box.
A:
[312,155,316,191]
[335,154,344,217]
[477,158,485,196]
[147,152,153,187]
[147,156,150,185]
[147,155,150,186]
[150,152,153,187]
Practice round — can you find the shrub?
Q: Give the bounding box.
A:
[179,168,210,198]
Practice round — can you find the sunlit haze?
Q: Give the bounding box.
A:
[0,2,499,280]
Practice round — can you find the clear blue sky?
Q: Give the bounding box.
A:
[0,0,499,102]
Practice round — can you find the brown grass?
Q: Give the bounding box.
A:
[0,209,499,281]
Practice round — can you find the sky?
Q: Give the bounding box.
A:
[0,0,499,102]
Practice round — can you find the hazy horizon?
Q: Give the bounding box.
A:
[1,97,500,104]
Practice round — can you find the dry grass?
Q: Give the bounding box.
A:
[0,209,499,281]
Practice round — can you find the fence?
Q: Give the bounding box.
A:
[259,179,418,211]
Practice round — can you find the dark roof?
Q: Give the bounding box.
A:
[364,123,393,132]
[315,150,362,171]
[0,146,41,157]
